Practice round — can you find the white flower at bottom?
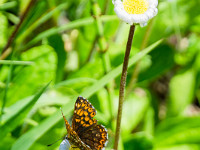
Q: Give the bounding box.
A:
[59,139,70,150]
[113,0,158,27]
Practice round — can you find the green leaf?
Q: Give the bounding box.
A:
[154,144,200,150]
[55,77,97,88]
[0,12,8,51]
[1,97,32,124]
[0,82,50,139]
[154,116,200,147]
[2,89,71,124]
[6,45,56,103]
[155,128,200,147]
[138,44,175,81]
[124,132,153,150]
[48,34,66,83]
[167,69,196,116]
[55,77,97,94]
[11,39,163,150]
[144,107,155,136]
[0,1,17,10]
[121,92,149,134]
[0,64,13,124]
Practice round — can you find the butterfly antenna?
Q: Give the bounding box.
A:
[60,107,71,132]
[60,107,68,126]
[60,107,64,116]
[60,107,66,119]
[47,136,65,147]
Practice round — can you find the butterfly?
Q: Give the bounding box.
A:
[61,96,108,150]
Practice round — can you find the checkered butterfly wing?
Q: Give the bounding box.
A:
[72,97,108,150]
[78,124,108,150]
[72,97,97,133]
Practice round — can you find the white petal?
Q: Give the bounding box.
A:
[113,0,158,27]
[140,23,147,27]
[59,139,71,150]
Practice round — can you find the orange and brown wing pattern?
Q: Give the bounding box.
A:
[79,125,108,150]
[61,108,92,150]
[72,96,97,134]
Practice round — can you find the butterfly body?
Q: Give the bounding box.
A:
[62,96,108,150]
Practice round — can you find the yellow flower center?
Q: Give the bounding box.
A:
[123,0,149,14]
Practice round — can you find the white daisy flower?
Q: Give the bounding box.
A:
[112,0,158,27]
[59,139,70,150]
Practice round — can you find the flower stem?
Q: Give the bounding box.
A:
[114,24,136,150]
[126,19,154,98]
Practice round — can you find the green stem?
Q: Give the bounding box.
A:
[90,0,114,120]
[85,0,110,64]
[170,1,181,49]
[85,37,98,64]
[114,24,136,150]
[102,0,110,14]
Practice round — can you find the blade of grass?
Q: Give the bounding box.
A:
[0,82,51,139]
[22,15,118,50]
[16,2,69,44]
[0,64,13,124]
[11,39,163,150]
[48,34,66,83]
[2,91,72,124]
[1,0,36,54]
[0,1,17,11]
[0,60,34,65]
[55,77,97,88]
[1,96,33,124]
[81,39,163,98]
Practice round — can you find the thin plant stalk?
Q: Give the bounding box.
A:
[114,24,136,150]
[171,1,181,49]
[85,37,98,64]
[126,19,154,97]
[102,0,110,14]
[85,0,110,64]
[90,0,115,120]
[0,0,36,59]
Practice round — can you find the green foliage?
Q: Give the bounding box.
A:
[0,82,50,139]
[0,0,200,150]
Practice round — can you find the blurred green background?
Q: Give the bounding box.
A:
[0,0,200,150]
